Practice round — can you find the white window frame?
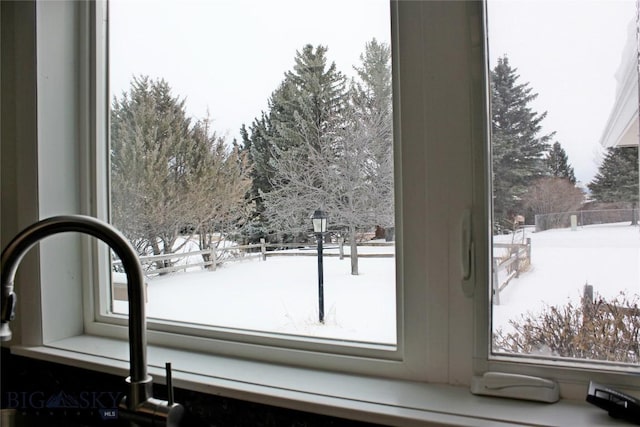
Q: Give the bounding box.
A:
[89,0,434,381]
[474,0,640,396]
[2,1,638,423]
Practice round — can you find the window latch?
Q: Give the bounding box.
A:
[461,209,475,297]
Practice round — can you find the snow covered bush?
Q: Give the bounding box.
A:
[493,291,640,363]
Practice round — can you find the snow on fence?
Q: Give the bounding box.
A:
[492,238,531,305]
[112,239,394,276]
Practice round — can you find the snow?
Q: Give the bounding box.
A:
[114,244,397,344]
[493,222,640,332]
[113,224,639,345]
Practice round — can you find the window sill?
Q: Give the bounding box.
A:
[9,336,626,427]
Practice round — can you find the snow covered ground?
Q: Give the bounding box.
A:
[114,244,397,344]
[113,223,639,345]
[492,222,640,332]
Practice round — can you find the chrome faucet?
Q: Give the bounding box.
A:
[0,215,184,426]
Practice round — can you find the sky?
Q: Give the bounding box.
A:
[487,0,636,185]
[110,0,636,185]
[109,0,391,142]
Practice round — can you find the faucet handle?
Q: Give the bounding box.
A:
[0,291,17,341]
[119,362,185,426]
[165,362,175,405]
[1,291,17,321]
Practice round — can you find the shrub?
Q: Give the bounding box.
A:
[493,290,640,363]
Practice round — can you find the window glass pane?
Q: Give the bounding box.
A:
[108,0,396,346]
[488,0,639,365]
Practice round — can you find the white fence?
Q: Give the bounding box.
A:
[492,238,531,305]
[113,239,394,276]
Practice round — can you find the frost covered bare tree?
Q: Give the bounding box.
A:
[335,39,394,274]
[350,38,394,230]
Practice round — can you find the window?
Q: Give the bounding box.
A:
[97,0,482,382]
[107,0,397,347]
[2,1,638,414]
[487,0,640,368]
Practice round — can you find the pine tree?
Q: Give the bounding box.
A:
[242,42,394,274]
[190,116,252,257]
[111,76,251,264]
[271,44,348,154]
[491,56,553,228]
[546,141,576,184]
[111,76,195,260]
[240,46,348,241]
[240,114,276,220]
[259,44,349,232]
[588,146,639,205]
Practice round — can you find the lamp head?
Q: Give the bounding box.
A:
[312,209,328,233]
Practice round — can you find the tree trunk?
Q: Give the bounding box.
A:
[150,239,167,274]
[200,233,211,263]
[349,225,359,275]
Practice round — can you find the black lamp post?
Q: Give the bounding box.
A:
[312,209,328,323]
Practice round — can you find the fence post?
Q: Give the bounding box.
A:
[492,258,500,305]
[260,238,266,261]
[210,246,217,271]
[570,214,577,231]
[338,237,344,260]
[526,238,531,264]
[582,283,594,324]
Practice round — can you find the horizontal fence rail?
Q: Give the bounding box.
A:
[112,240,395,277]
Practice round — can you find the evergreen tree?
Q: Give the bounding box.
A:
[240,114,276,222]
[260,42,396,275]
[491,56,553,228]
[111,76,251,265]
[241,46,348,241]
[243,42,393,275]
[271,44,348,155]
[588,146,639,206]
[190,116,252,258]
[111,76,195,260]
[546,141,576,184]
[257,45,349,231]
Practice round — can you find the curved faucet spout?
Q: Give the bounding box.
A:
[1,215,150,406]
